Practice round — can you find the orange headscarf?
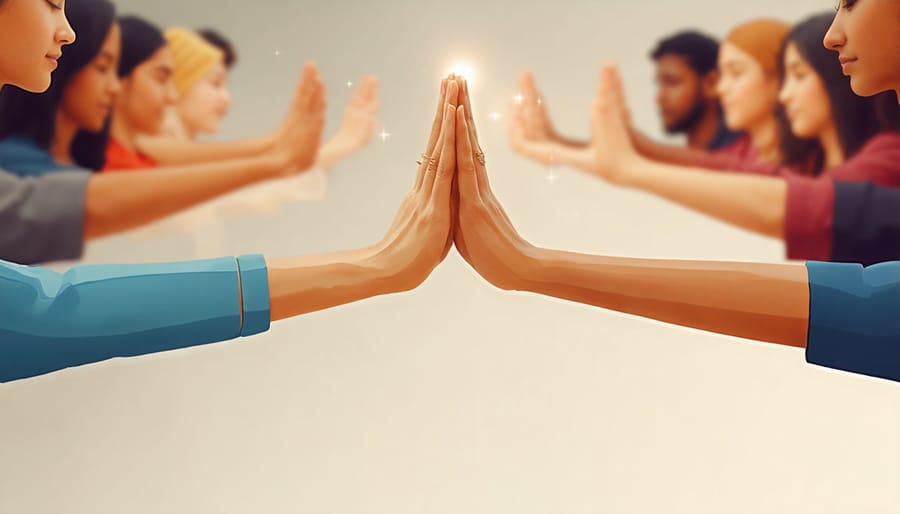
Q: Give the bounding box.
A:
[724,19,792,76]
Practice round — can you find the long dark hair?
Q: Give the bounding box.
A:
[777,13,900,175]
[0,0,117,170]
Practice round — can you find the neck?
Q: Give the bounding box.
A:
[818,122,845,170]
[110,112,136,150]
[51,110,79,165]
[686,103,723,150]
[747,117,780,163]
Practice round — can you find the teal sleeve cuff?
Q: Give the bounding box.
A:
[237,254,271,337]
[805,261,900,382]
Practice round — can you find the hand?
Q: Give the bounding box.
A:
[368,77,460,292]
[587,63,644,185]
[509,71,595,171]
[271,62,327,175]
[455,79,540,291]
[316,75,380,169]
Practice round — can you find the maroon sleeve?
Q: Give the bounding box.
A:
[826,132,900,187]
[783,175,834,261]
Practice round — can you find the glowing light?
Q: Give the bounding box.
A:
[274,50,281,57]
[347,81,353,89]
[489,112,502,122]
[379,128,391,142]
[447,61,475,85]
[514,93,524,105]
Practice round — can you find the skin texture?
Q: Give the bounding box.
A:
[52,21,121,165]
[456,71,810,348]
[110,46,178,149]
[136,73,379,172]
[0,0,75,93]
[267,79,459,320]
[779,42,843,168]
[715,42,781,161]
[824,0,900,98]
[654,54,723,149]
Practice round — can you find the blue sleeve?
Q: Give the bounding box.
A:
[0,137,78,177]
[0,254,271,382]
[831,182,900,266]
[805,261,900,382]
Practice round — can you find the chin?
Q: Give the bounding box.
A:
[849,76,882,98]
[20,74,52,94]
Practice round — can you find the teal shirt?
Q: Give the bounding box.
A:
[806,261,900,382]
[0,136,79,177]
[0,254,270,382]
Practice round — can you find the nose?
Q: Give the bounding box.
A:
[165,81,178,104]
[56,17,76,46]
[109,75,123,96]
[715,76,727,97]
[823,13,845,50]
[778,81,791,104]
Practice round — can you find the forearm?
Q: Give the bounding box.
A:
[314,138,352,171]
[522,248,810,347]
[266,248,396,321]
[0,255,269,382]
[622,159,788,239]
[84,156,281,239]
[136,134,277,166]
[632,129,725,168]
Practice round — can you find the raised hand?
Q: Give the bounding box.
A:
[509,71,595,171]
[316,75,380,169]
[366,76,460,291]
[587,63,645,184]
[455,78,539,291]
[271,62,327,175]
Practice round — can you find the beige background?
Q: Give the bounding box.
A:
[1,0,898,513]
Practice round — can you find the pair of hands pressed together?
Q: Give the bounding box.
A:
[267,67,810,349]
[369,65,639,293]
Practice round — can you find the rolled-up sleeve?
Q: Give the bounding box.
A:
[0,254,271,382]
[0,170,89,264]
[805,261,900,383]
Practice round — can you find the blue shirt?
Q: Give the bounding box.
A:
[0,136,80,177]
[806,261,900,382]
[0,254,270,382]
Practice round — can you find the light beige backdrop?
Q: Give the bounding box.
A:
[1,1,897,513]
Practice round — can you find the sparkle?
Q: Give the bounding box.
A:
[448,61,475,84]
[489,112,502,122]
[379,128,391,142]
[274,50,281,57]
[546,171,559,183]
[346,81,353,89]
[537,97,543,106]
[514,93,524,105]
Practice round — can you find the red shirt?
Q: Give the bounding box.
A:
[102,139,158,172]
[669,131,900,261]
[783,132,900,261]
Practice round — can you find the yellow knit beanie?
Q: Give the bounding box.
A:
[165,27,225,96]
